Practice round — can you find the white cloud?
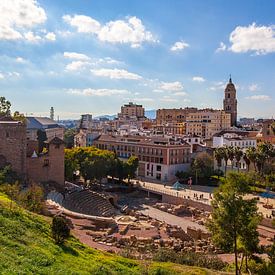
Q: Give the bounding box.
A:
[248,84,260,92]
[24,31,42,42]
[65,61,90,71]
[229,23,275,55]
[209,81,226,91]
[8,71,20,77]
[160,96,178,103]
[0,0,47,40]
[153,89,165,93]
[170,41,189,51]
[63,15,101,34]
[216,42,227,52]
[45,32,56,41]
[16,57,27,63]
[91,68,142,80]
[0,73,4,79]
[96,57,120,65]
[64,52,91,61]
[159,81,183,91]
[63,15,156,47]
[132,97,154,102]
[246,95,271,101]
[68,88,129,96]
[192,76,205,82]
[173,92,187,96]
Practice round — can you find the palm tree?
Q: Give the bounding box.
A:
[221,147,229,177]
[242,153,251,172]
[234,147,243,172]
[246,147,257,172]
[227,146,235,171]
[214,147,223,171]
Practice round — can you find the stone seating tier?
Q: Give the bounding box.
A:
[63,189,115,217]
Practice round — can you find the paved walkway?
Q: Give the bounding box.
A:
[136,180,275,217]
[137,181,214,205]
[138,204,207,232]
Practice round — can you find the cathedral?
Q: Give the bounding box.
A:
[223,76,237,126]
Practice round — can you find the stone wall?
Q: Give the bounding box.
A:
[26,141,64,185]
[0,121,27,177]
[162,194,212,212]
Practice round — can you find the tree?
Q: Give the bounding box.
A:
[234,147,243,172]
[20,183,44,213]
[220,147,229,177]
[0,96,11,116]
[214,147,224,172]
[227,146,235,171]
[190,152,214,183]
[126,156,139,182]
[0,182,20,210]
[13,111,25,122]
[242,153,251,172]
[64,149,79,181]
[206,172,260,275]
[52,215,70,244]
[0,165,20,184]
[246,147,257,171]
[37,129,47,153]
[64,128,77,148]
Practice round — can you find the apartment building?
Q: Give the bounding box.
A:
[186,109,231,139]
[94,134,191,182]
[213,130,257,149]
[153,122,186,135]
[156,107,198,124]
[118,102,145,120]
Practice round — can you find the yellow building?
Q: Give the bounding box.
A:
[118,102,145,120]
[156,107,198,124]
[186,109,231,139]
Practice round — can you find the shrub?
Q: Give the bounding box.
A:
[19,183,44,213]
[51,215,70,244]
[153,249,227,271]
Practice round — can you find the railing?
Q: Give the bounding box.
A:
[137,183,212,205]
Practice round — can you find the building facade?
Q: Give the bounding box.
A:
[94,134,191,182]
[26,137,65,185]
[118,102,145,120]
[26,117,64,141]
[79,114,93,130]
[0,120,27,177]
[186,109,231,139]
[156,107,198,124]
[223,77,237,126]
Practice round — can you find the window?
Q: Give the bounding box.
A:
[156,165,161,171]
[43,159,49,167]
[6,132,9,138]
[228,93,230,98]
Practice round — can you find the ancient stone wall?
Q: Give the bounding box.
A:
[26,142,64,185]
[162,194,212,212]
[0,121,27,176]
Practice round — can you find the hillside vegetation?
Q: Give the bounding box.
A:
[0,192,228,274]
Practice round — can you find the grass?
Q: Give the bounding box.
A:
[0,192,230,274]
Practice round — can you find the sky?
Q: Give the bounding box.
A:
[0,0,274,119]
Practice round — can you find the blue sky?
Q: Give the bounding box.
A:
[0,0,274,119]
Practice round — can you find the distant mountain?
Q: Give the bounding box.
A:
[94,114,117,120]
[94,110,156,120]
[145,110,156,119]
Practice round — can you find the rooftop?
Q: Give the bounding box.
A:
[26,117,61,129]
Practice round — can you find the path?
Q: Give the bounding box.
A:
[138,204,207,232]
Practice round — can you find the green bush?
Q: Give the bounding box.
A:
[51,215,70,244]
[153,248,227,271]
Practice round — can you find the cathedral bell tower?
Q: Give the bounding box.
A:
[223,76,237,126]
